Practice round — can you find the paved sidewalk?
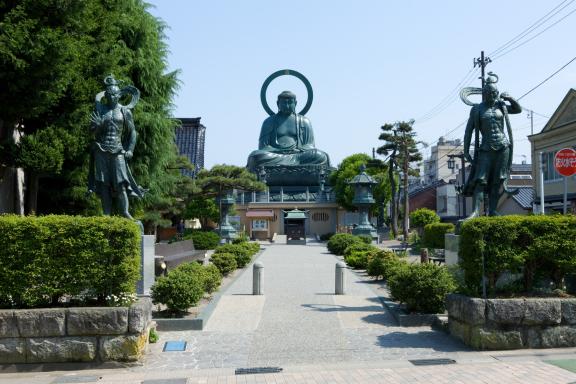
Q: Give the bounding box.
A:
[3,242,576,383]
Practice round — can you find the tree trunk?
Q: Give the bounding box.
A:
[403,147,410,245]
[388,159,398,238]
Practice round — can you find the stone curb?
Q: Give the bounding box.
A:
[155,248,265,331]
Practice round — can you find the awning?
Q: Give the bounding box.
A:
[246,209,274,218]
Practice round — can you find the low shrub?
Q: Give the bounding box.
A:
[210,253,237,276]
[150,268,204,313]
[327,233,364,255]
[366,250,403,280]
[187,231,220,250]
[176,262,222,294]
[319,232,334,241]
[388,263,456,313]
[237,241,260,256]
[422,223,454,250]
[0,215,140,308]
[232,233,249,244]
[214,243,252,268]
[343,242,378,257]
[357,234,373,244]
[410,208,440,235]
[345,251,372,269]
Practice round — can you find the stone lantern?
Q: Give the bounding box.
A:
[348,165,377,239]
[217,190,237,243]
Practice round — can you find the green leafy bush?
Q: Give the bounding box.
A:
[460,215,576,296]
[344,251,370,269]
[327,233,364,255]
[422,223,454,249]
[410,208,440,233]
[343,242,378,257]
[0,215,140,308]
[232,233,249,244]
[237,241,260,256]
[214,243,252,268]
[175,262,222,294]
[150,268,204,312]
[187,231,220,250]
[357,234,373,244]
[388,263,456,313]
[210,253,237,276]
[366,250,403,280]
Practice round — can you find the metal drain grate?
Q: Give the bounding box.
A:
[409,358,456,366]
[162,340,187,352]
[51,376,100,384]
[235,367,283,375]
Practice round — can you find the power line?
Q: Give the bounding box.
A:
[489,0,575,58]
[492,6,576,61]
[518,55,576,100]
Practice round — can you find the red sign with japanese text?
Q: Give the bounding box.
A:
[554,148,576,177]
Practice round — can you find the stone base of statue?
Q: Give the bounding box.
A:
[352,224,378,239]
[257,164,333,187]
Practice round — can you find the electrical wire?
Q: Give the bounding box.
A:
[518,55,576,100]
[489,0,575,58]
[492,7,576,61]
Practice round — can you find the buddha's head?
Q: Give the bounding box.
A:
[277,91,297,114]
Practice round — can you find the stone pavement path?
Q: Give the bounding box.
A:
[4,242,576,383]
[142,242,470,370]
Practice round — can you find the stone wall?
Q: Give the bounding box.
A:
[446,294,576,350]
[0,298,153,363]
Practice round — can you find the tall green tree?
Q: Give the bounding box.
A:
[194,164,266,229]
[377,121,422,241]
[329,153,391,218]
[0,0,181,221]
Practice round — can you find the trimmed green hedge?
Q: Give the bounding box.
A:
[214,243,252,268]
[186,231,220,250]
[0,215,140,308]
[422,223,454,249]
[388,262,456,313]
[460,215,576,296]
[327,233,364,255]
[366,250,403,280]
[151,267,204,312]
[210,253,237,276]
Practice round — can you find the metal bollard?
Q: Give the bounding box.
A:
[335,262,346,295]
[253,262,263,295]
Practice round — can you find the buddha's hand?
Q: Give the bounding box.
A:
[124,150,133,160]
[90,111,102,127]
[500,92,512,101]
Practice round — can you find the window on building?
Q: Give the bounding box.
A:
[510,175,532,180]
[543,151,562,182]
[252,219,268,230]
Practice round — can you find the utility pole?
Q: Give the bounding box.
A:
[474,51,492,101]
[527,109,534,135]
[473,50,492,215]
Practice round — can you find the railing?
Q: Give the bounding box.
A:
[236,189,336,204]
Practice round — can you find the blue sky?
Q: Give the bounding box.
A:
[145,0,576,170]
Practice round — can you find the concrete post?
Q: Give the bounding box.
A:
[253,262,263,295]
[335,262,346,295]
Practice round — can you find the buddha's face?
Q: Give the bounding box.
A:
[277,97,296,114]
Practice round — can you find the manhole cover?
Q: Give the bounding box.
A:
[235,367,283,375]
[162,341,187,352]
[409,358,456,366]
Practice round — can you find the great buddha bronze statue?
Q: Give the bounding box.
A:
[247,70,331,186]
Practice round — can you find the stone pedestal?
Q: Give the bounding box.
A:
[445,233,460,266]
[137,235,155,296]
